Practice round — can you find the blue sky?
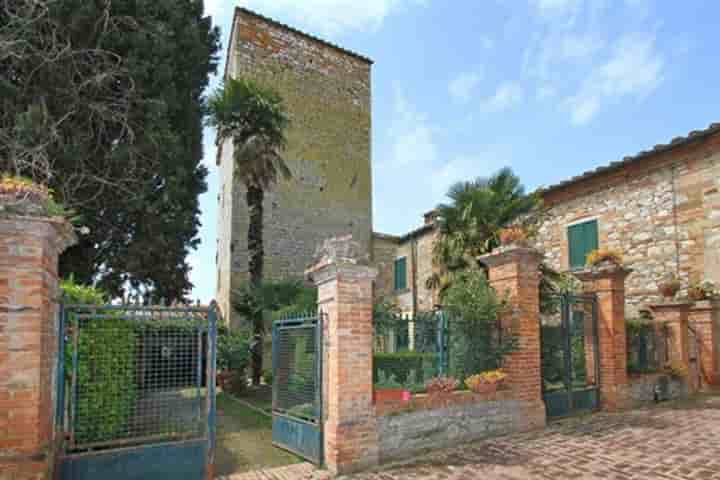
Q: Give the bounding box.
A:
[189,0,718,302]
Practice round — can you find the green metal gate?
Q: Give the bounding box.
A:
[540,294,600,418]
[272,312,323,465]
[56,303,217,479]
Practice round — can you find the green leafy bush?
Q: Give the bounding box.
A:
[73,318,137,444]
[441,270,517,382]
[217,326,250,371]
[61,278,136,444]
[373,352,437,385]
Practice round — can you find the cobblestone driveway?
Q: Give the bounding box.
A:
[227,395,720,480]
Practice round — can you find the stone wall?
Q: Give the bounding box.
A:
[536,131,720,316]
[627,373,687,407]
[218,8,373,325]
[376,392,525,463]
[371,234,400,302]
[372,227,438,315]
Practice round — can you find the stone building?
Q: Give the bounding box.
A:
[375,123,720,317]
[216,8,374,324]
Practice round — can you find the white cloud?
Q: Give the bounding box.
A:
[565,33,663,125]
[482,82,524,112]
[237,0,430,37]
[448,71,482,103]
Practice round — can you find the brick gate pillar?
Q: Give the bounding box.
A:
[650,302,696,391]
[480,246,546,431]
[575,265,632,412]
[689,301,720,389]
[0,215,76,479]
[306,236,378,475]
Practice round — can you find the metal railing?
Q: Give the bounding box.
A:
[58,304,216,452]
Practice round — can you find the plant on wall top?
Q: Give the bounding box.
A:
[0,174,70,218]
[586,248,623,268]
[658,275,681,299]
[688,281,717,302]
[208,77,291,385]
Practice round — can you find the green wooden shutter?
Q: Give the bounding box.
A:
[568,220,598,269]
[394,258,407,291]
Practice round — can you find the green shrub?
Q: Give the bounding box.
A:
[442,270,517,381]
[217,326,250,371]
[72,318,137,444]
[373,351,437,385]
[61,278,138,444]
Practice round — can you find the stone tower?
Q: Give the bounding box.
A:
[216,8,373,324]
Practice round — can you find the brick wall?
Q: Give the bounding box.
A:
[0,216,76,480]
[536,131,720,316]
[218,8,373,326]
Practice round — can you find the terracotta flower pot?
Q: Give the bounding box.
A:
[469,382,499,394]
[373,388,410,403]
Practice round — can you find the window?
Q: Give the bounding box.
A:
[394,257,407,291]
[568,220,599,270]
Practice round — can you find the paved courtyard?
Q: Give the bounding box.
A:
[226,394,720,480]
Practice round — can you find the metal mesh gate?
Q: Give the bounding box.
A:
[272,313,323,464]
[57,304,217,480]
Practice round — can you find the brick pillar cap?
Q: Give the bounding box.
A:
[0,214,77,252]
[649,301,693,312]
[305,234,376,285]
[573,263,632,282]
[690,299,720,311]
[478,246,543,268]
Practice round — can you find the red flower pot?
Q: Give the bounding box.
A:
[373,388,410,403]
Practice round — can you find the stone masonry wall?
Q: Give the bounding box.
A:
[218,9,373,325]
[372,228,438,315]
[627,373,687,407]
[377,396,525,463]
[536,132,720,317]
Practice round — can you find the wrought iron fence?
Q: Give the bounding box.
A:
[626,319,667,374]
[59,304,215,452]
[373,311,508,392]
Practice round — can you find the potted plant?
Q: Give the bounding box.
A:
[465,369,507,394]
[498,226,529,247]
[586,248,623,268]
[658,275,681,300]
[373,373,410,403]
[688,281,717,302]
[425,376,459,397]
[665,360,688,379]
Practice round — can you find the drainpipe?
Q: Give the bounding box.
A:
[671,164,681,277]
[411,238,418,316]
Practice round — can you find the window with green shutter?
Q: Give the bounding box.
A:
[394,257,407,291]
[568,220,599,270]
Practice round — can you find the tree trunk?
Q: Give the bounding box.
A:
[247,185,264,386]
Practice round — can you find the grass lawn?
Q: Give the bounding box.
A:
[215,393,301,476]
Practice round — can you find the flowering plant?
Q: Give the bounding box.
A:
[688,281,717,301]
[586,248,623,267]
[425,376,459,395]
[465,370,507,393]
[498,226,528,246]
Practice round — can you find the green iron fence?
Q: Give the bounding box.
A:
[373,311,507,392]
[627,320,667,374]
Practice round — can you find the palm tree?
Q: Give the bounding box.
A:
[208,77,291,384]
[429,167,542,293]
